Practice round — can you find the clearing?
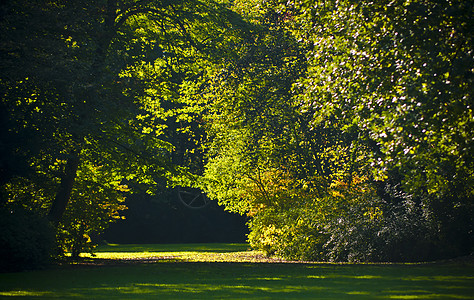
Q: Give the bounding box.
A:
[0,243,473,299]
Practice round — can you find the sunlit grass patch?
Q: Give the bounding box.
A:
[0,290,57,297]
[79,243,272,263]
[81,250,271,263]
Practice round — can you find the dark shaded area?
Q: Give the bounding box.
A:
[1,260,473,299]
[101,189,248,244]
[0,207,55,272]
[95,243,250,253]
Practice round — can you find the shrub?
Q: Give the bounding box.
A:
[247,178,439,263]
[0,207,55,272]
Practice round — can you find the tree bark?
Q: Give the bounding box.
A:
[48,155,80,226]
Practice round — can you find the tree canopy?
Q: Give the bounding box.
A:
[202,0,473,261]
[1,0,250,258]
[1,0,472,263]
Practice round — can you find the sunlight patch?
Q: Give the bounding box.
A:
[347,291,370,295]
[0,290,80,297]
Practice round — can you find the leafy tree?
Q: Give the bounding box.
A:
[3,0,470,263]
[288,0,473,259]
[203,0,473,261]
[0,0,249,257]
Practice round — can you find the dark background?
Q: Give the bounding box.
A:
[101,189,248,244]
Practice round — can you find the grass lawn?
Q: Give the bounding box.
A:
[0,243,473,299]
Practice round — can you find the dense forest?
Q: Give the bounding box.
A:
[1,0,472,270]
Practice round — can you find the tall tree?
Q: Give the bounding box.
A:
[203,0,473,261]
[289,0,473,259]
[0,0,248,255]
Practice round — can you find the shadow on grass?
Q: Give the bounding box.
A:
[1,261,473,299]
[1,244,473,299]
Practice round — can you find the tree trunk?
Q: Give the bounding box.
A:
[48,155,80,226]
[48,1,116,227]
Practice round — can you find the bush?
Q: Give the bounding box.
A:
[247,179,442,263]
[0,207,55,272]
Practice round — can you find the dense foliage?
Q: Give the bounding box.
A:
[0,207,55,271]
[1,0,472,264]
[203,0,473,262]
[0,0,245,259]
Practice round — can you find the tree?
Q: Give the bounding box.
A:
[289,0,473,259]
[203,0,473,261]
[0,0,249,257]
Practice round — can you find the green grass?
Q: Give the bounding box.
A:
[94,243,251,253]
[1,243,473,299]
[85,243,259,262]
